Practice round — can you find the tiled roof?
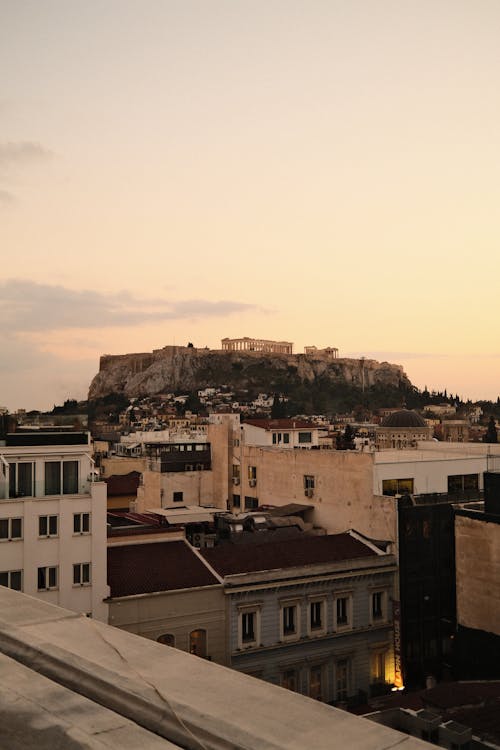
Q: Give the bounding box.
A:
[243,419,315,430]
[105,471,141,497]
[107,540,219,597]
[201,533,377,576]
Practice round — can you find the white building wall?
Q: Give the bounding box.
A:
[0,443,108,621]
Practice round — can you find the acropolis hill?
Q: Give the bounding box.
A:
[88,341,411,402]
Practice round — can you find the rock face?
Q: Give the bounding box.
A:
[88,346,412,401]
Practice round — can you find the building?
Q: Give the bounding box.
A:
[376,410,433,449]
[107,538,227,664]
[304,345,339,359]
[0,586,434,749]
[201,531,397,704]
[221,337,293,354]
[0,429,108,620]
[454,471,500,679]
[241,418,326,450]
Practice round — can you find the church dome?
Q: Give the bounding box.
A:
[381,409,427,428]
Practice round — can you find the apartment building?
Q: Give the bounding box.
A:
[0,429,108,620]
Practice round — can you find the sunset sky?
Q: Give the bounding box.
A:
[2,0,500,410]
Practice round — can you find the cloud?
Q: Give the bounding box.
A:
[0,189,15,204]
[0,279,259,333]
[0,141,53,168]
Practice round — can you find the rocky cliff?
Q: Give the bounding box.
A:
[88,346,412,401]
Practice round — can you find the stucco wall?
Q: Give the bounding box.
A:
[455,514,500,636]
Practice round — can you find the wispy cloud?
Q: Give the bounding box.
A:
[0,141,53,168]
[0,279,259,333]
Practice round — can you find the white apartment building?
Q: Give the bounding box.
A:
[0,429,108,621]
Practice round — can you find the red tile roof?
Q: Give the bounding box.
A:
[107,540,219,597]
[201,533,377,576]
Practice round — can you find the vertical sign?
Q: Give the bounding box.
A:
[393,600,403,688]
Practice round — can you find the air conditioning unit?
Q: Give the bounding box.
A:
[304,488,314,498]
[192,533,203,548]
[249,478,257,487]
[233,477,240,485]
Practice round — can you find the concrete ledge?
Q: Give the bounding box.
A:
[0,587,433,750]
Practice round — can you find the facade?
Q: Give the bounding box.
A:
[304,345,339,359]
[221,337,293,354]
[241,418,325,450]
[0,586,435,750]
[202,532,397,704]
[376,410,433,449]
[454,471,500,679]
[0,430,108,620]
[107,539,227,665]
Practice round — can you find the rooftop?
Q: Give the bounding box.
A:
[201,532,381,577]
[0,587,433,750]
[243,418,316,430]
[107,539,220,597]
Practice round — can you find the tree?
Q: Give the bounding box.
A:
[484,416,498,444]
[271,394,287,419]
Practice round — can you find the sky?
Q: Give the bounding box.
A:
[2,0,500,411]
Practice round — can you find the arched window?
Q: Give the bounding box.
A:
[157,633,175,647]
[189,629,207,658]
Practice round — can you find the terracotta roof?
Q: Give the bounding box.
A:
[107,540,219,597]
[201,533,377,576]
[105,471,141,497]
[243,419,315,430]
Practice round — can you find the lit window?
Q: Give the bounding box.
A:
[281,668,298,692]
[189,629,207,658]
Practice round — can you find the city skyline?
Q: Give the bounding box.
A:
[2,1,500,409]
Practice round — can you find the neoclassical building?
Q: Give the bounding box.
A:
[376,409,433,449]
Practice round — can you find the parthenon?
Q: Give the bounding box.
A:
[221,337,293,354]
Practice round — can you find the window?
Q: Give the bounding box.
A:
[370,650,387,684]
[244,496,258,510]
[39,515,58,538]
[73,512,90,534]
[0,570,22,591]
[9,462,34,497]
[238,604,261,648]
[382,478,414,496]
[371,591,386,622]
[304,475,315,497]
[232,465,240,483]
[44,460,79,495]
[272,432,290,445]
[173,491,183,503]
[45,462,61,495]
[298,431,312,444]
[448,474,479,496]
[242,612,255,643]
[280,600,300,641]
[283,605,297,636]
[38,566,58,591]
[157,633,175,647]
[73,563,91,586]
[232,494,241,508]
[281,668,298,692]
[189,629,207,658]
[0,517,23,541]
[248,466,257,485]
[309,599,326,635]
[335,659,350,701]
[334,594,352,630]
[309,665,324,701]
[63,461,79,493]
[283,433,290,444]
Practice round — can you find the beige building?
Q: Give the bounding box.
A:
[107,538,227,665]
[376,410,433,449]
